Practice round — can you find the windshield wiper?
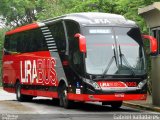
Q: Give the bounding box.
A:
[102,45,135,77]
[118,45,135,76]
[102,45,118,77]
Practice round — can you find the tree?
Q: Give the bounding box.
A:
[0,28,7,86]
[37,0,82,20]
[0,0,159,28]
[0,0,43,27]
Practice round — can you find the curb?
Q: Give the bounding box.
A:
[123,102,160,112]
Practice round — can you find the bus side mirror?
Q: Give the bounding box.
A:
[142,35,158,55]
[74,33,86,53]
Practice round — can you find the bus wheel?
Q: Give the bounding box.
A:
[16,83,33,102]
[16,82,25,102]
[51,98,59,105]
[111,101,122,109]
[59,84,73,109]
[24,95,33,101]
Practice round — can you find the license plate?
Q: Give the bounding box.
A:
[115,93,125,97]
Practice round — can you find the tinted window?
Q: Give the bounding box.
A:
[4,28,48,54]
[20,29,48,52]
[65,21,83,74]
[4,35,18,54]
[48,21,66,52]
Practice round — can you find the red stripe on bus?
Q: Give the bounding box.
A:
[3,87,15,93]
[92,43,138,46]
[21,89,58,98]
[67,93,147,101]
[6,23,39,35]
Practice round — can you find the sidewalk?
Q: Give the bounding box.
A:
[123,95,160,112]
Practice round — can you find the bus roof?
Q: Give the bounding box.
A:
[6,23,39,35]
[6,12,137,35]
[43,12,137,26]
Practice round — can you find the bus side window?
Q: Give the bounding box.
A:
[19,29,48,53]
[28,30,38,52]
[33,28,48,51]
[65,21,83,74]
[19,31,30,53]
[4,35,18,55]
[17,32,24,53]
[65,21,80,42]
[4,36,11,55]
[48,21,66,52]
[4,28,48,54]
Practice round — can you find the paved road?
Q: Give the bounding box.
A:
[0,89,160,120]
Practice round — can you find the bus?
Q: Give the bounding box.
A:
[2,12,157,109]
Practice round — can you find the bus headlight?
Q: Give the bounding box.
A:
[83,79,101,90]
[137,80,147,89]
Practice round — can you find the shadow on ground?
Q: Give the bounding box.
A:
[11,98,140,113]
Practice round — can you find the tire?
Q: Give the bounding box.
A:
[16,82,25,101]
[24,95,33,101]
[58,84,73,109]
[51,98,59,105]
[16,82,33,102]
[111,101,122,109]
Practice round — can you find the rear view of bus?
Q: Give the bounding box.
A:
[2,12,157,109]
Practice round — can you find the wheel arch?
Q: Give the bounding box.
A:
[14,79,20,87]
[57,78,68,91]
[58,78,68,87]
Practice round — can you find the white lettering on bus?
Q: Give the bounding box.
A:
[20,58,57,85]
[26,60,31,83]
[89,19,111,24]
[20,61,26,83]
[31,60,37,84]
[50,59,57,85]
[99,82,110,87]
[37,59,43,84]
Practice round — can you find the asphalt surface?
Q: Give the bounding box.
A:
[0,89,160,120]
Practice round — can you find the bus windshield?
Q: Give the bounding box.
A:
[84,27,146,76]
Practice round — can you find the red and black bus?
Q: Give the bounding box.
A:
[2,12,157,108]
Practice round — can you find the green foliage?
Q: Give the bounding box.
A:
[36,0,65,20]
[69,0,99,12]
[0,0,159,31]
[0,28,7,86]
[0,0,43,27]
[144,0,160,5]
[0,28,6,52]
[36,0,159,33]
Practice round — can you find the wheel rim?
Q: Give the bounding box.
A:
[62,89,67,105]
[17,85,21,99]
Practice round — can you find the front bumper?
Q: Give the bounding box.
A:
[67,93,147,102]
